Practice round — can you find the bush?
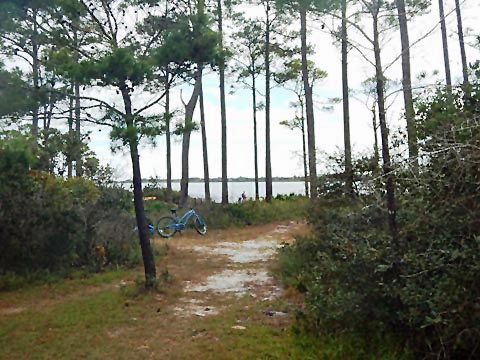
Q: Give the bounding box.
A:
[157,197,308,229]
[277,82,480,358]
[0,134,141,280]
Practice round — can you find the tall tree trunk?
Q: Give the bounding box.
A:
[74,28,82,177]
[199,71,211,203]
[342,0,353,195]
[300,7,317,199]
[164,71,172,203]
[372,102,380,168]
[217,0,228,204]
[373,9,398,245]
[438,0,452,87]
[74,81,82,177]
[454,0,468,84]
[252,73,260,200]
[395,0,418,171]
[120,82,156,288]
[265,0,273,202]
[300,98,309,198]
[180,68,203,207]
[31,8,39,139]
[67,84,74,178]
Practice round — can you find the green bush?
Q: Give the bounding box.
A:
[277,82,480,358]
[0,134,141,281]
[193,197,307,228]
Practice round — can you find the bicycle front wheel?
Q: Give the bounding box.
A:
[194,216,207,236]
[156,216,177,238]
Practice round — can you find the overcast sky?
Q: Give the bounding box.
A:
[80,0,480,181]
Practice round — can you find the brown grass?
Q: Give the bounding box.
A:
[0,221,317,359]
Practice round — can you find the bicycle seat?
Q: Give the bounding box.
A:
[170,208,178,214]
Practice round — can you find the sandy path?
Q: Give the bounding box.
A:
[166,221,304,318]
[0,221,309,359]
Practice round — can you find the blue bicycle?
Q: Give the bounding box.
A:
[132,217,156,237]
[156,208,207,238]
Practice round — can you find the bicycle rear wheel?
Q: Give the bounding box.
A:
[157,216,177,238]
[194,216,207,235]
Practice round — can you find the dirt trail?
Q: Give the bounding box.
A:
[168,221,303,319]
[0,221,308,359]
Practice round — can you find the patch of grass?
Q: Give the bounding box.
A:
[165,296,411,360]
[0,287,410,359]
[0,223,410,359]
[0,267,128,292]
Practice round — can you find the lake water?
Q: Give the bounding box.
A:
[130,181,307,203]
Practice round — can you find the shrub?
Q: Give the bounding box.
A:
[277,82,480,358]
[0,134,141,280]
[190,198,307,228]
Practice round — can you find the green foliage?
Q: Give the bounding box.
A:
[274,58,327,87]
[0,135,141,280]
[151,10,220,67]
[277,82,480,358]
[0,65,37,119]
[275,0,339,14]
[197,196,308,228]
[48,47,152,87]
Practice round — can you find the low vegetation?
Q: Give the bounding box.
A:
[276,82,480,358]
[144,185,308,229]
[0,135,308,290]
[0,224,408,359]
[0,134,142,290]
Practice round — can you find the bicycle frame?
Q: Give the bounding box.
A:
[172,209,199,231]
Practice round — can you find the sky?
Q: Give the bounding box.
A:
[39,0,480,181]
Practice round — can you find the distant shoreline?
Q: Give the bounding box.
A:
[116,178,306,184]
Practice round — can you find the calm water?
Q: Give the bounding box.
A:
[125,181,307,203]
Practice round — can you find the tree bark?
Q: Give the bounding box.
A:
[217,0,229,204]
[341,0,353,195]
[395,0,418,172]
[300,7,317,199]
[372,102,380,169]
[164,71,172,203]
[74,28,82,177]
[373,8,398,245]
[454,0,468,84]
[438,0,452,87]
[67,84,74,178]
[300,98,309,198]
[252,72,260,200]
[120,81,156,288]
[199,71,211,203]
[31,8,39,139]
[180,68,203,207]
[264,0,273,202]
[74,81,82,177]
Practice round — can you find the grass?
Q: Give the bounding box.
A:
[0,223,411,359]
[0,291,410,359]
